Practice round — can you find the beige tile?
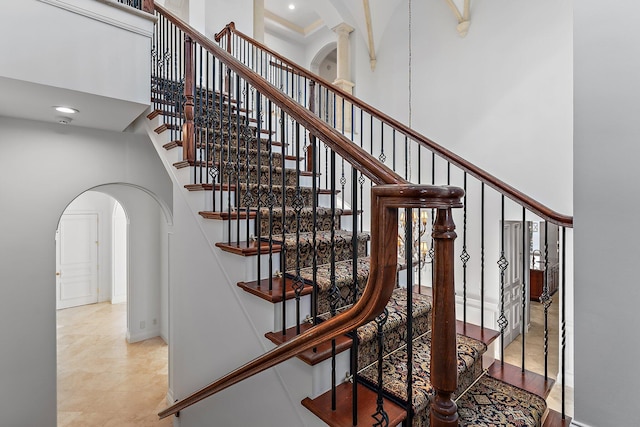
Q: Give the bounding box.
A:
[57,302,169,426]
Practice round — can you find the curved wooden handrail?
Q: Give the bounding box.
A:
[158,184,464,419]
[217,22,573,228]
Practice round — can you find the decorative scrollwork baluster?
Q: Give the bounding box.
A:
[372,308,389,427]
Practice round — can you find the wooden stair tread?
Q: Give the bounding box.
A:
[265,323,352,366]
[198,210,256,220]
[543,409,572,427]
[185,183,339,195]
[301,382,406,427]
[487,361,555,399]
[163,138,287,149]
[456,320,500,346]
[237,276,310,303]
[215,240,281,256]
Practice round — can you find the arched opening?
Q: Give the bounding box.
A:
[311,43,338,124]
[56,184,173,425]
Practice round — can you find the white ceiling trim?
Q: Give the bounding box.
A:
[264,9,324,37]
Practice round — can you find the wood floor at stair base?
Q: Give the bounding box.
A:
[302,382,406,427]
[265,322,352,366]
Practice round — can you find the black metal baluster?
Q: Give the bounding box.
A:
[280,107,287,334]
[204,52,211,190]
[392,129,396,171]
[218,59,224,212]
[521,207,527,372]
[210,56,218,213]
[234,75,242,245]
[372,308,389,426]
[378,121,386,165]
[243,81,251,245]
[255,92,263,299]
[481,183,485,330]
[497,195,509,365]
[350,163,359,426]
[226,69,233,239]
[267,100,275,293]
[461,173,469,324]
[329,149,338,410]
[561,226,566,419]
[293,122,304,335]
[197,46,203,185]
[311,131,318,326]
[405,208,414,426]
[541,221,551,380]
[359,110,364,233]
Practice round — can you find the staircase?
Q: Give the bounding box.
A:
[146,4,572,426]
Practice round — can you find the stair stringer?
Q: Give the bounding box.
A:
[139,109,328,426]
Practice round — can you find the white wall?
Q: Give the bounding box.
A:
[0,0,152,106]
[574,0,640,425]
[0,116,172,427]
[204,0,253,40]
[355,0,573,214]
[98,184,169,343]
[112,201,128,303]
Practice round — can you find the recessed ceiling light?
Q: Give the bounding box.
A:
[54,106,79,114]
[288,4,295,10]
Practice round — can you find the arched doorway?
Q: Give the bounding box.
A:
[56,183,173,425]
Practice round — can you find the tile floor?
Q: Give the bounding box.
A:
[57,302,172,426]
[504,297,574,417]
[56,298,573,425]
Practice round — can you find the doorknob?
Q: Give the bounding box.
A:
[56,272,61,276]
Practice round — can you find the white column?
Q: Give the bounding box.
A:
[332,22,355,133]
[253,0,265,43]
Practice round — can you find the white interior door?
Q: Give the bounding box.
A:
[502,221,524,346]
[56,213,99,310]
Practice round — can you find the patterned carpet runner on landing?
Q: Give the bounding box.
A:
[457,375,547,427]
[358,332,487,427]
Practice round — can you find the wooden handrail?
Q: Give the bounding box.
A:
[158,184,464,420]
[155,4,401,187]
[217,23,573,228]
[154,7,464,423]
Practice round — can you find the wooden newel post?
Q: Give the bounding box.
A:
[430,207,459,427]
[142,0,154,13]
[183,35,195,163]
[306,81,316,172]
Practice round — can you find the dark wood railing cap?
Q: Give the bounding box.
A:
[217,21,573,229]
[374,185,464,209]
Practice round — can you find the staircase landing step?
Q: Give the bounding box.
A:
[456,321,500,347]
[487,361,555,399]
[215,240,281,256]
[543,409,571,427]
[457,375,547,426]
[302,382,406,427]
[265,323,352,366]
[237,276,310,303]
[199,210,256,220]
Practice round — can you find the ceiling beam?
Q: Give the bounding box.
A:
[363,0,376,70]
[444,0,471,37]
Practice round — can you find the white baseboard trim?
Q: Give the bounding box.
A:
[111,295,126,305]
[166,389,175,405]
[127,328,160,343]
[570,420,593,427]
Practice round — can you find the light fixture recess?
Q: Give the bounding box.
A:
[56,116,73,125]
[54,106,79,114]
[288,4,295,10]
